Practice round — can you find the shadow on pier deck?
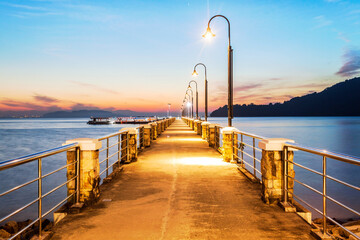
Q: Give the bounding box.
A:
[52,119,313,240]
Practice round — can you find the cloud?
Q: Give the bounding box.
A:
[33,94,59,103]
[2,3,47,11]
[0,99,62,111]
[314,15,332,28]
[69,103,100,111]
[234,83,263,92]
[69,81,120,95]
[336,48,360,77]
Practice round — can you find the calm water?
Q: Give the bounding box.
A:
[0,117,359,222]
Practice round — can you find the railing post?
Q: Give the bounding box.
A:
[201,122,210,140]
[322,156,327,236]
[208,124,217,147]
[64,138,101,204]
[121,128,138,162]
[221,127,238,163]
[258,138,295,208]
[38,158,42,238]
[151,122,157,140]
[144,124,151,147]
[106,138,109,177]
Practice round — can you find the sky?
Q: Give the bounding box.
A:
[0,0,360,114]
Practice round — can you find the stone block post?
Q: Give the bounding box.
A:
[120,130,128,162]
[157,121,162,135]
[151,122,157,140]
[64,138,101,204]
[194,120,199,133]
[196,121,202,135]
[162,120,165,132]
[222,127,238,163]
[259,138,295,205]
[201,122,210,140]
[121,128,138,162]
[189,119,194,130]
[208,124,218,148]
[144,125,151,147]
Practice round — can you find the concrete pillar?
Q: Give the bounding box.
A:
[194,120,199,133]
[121,128,137,162]
[120,131,128,162]
[201,122,210,140]
[196,121,202,135]
[208,124,218,148]
[259,138,295,205]
[64,138,101,204]
[151,122,157,140]
[221,127,238,163]
[144,125,151,147]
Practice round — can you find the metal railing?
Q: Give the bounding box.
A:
[283,142,360,239]
[98,130,129,179]
[233,131,265,181]
[0,143,80,240]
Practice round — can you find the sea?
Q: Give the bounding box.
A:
[0,117,359,223]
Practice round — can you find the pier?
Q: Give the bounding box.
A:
[1,118,359,240]
[51,119,312,239]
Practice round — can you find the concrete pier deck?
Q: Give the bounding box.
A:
[52,119,313,240]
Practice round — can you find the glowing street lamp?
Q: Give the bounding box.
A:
[192,63,208,121]
[203,15,233,127]
[188,81,198,119]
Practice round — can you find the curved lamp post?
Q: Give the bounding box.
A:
[203,15,233,127]
[188,81,198,119]
[186,89,194,118]
[192,63,208,121]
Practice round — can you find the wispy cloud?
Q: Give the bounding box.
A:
[336,48,360,77]
[33,94,59,103]
[2,3,47,11]
[314,15,332,28]
[0,98,62,111]
[69,81,120,95]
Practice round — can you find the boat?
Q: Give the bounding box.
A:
[114,116,157,124]
[87,117,112,125]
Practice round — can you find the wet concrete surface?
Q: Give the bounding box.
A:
[51,119,314,240]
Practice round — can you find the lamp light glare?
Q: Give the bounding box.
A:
[187,102,191,107]
[202,27,215,39]
[192,70,198,76]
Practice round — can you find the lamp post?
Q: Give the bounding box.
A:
[188,80,198,119]
[167,103,171,118]
[203,15,233,127]
[192,63,208,121]
[186,88,194,119]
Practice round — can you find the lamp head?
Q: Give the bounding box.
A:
[202,26,215,39]
[188,85,191,89]
[192,70,198,76]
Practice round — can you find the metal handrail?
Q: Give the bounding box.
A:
[283,143,360,239]
[284,142,360,165]
[0,143,79,170]
[0,144,80,239]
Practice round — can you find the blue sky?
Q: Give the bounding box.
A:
[0,0,359,112]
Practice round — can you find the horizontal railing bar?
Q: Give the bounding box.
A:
[42,161,76,179]
[0,198,38,224]
[292,193,323,216]
[99,148,107,153]
[42,192,75,219]
[42,176,77,199]
[98,130,128,141]
[326,195,360,217]
[99,151,119,164]
[291,161,323,176]
[99,168,107,176]
[285,142,360,165]
[108,142,120,149]
[239,159,261,175]
[288,175,323,196]
[237,150,261,163]
[0,177,38,198]
[326,175,360,191]
[234,131,265,140]
[0,143,78,171]
[8,218,38,240]
[325,215,360,240]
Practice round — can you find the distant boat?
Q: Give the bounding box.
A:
[87,117,112,125]
[114,117,157,124]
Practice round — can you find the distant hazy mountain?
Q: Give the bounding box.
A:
[211,77,360,117]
